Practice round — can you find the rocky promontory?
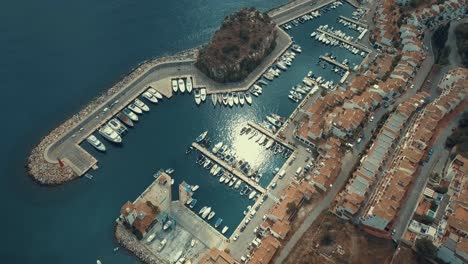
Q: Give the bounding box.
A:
[195,8,277,83]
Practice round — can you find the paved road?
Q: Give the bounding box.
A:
[391,114,462,241]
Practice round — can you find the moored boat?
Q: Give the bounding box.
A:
[128,103,142,114]
[98,125,122,143]
[86,135,106,152]
[200,88,207,101]
[194,89,201,105]
[211,94,217,106]
[245,93,252,105]
[142,91,158,103]
[196,130,208,143]
[186,78,193,93]
[178,78,186,93]
[249,190,257,199]
[134,98,150,112]
[215,218,223,228]
[108,118,127,134]
[207,211,215,220]
[117,112,134,127]
[228,94,234,107]
[199,206,207,215]
[123,108,139,121]
[239,92,245,105]
[202,207,211,218]
[233,93,239,105]
[172,79,178,93]
[222,226,229,234]
[191,185,199,191]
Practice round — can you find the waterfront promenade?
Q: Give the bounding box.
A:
[27,0,339,185]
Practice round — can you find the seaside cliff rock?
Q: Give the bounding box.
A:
[195,8,277,83]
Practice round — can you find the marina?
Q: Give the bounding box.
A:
[22,0,373,263]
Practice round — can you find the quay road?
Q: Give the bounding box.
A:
[339,15,368,28]
[268,0,335,25]
[191,143,266,194]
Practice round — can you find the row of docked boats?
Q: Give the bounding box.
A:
[208,92,253,107]
[338,18,366,33]
[281,9,321,30]
[240,125,292,159]
[86,87,164,151]
[275,50,297,72]
[193,88,207,105]
[197,206,229,234]
[172,77,193,94]
[311,26,367,57]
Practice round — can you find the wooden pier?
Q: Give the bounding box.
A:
[191,143,266,194]
[316,29,371,53]
[319,55,349,71]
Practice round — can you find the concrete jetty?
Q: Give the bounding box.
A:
[339,15,368,28]
[316,28,371,53]
[319,55,350,71]
[191,143,266,194]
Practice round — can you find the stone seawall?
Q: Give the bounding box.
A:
[114,222,166,264]
[27,48,199,185]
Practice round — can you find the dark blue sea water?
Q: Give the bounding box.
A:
[0,0,360,263]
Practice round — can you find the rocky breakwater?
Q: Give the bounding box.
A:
[195,7,277,83]
[27,48,199,185]
[115,222,163,264]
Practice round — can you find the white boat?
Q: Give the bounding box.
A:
[212,142,223,154]
[249,190,257,199]
[234,179,242,189]
[207,211,215,220]
[147,88,163,99]
[128,103,142,114]
[97,260,102,264]
[219,175,226,183]
[186,78,193,93]
[172,79,178,93]
[98,125,122,143]
[163,220,172,230]
[134,98,150,112]
[108,118,126,134]
[86,135,106,152]
[142,91,158,103]
[267,116,282,127]
[265,140,274,149]
[239,92,245,105]
[196,131,208,142]
[199,206,207,215]
[222,226,229,234]
[186,198,193,205]
[194,89,201,105]
[229,178,236,187]
[123,108,139,121]
[200,88,207,101]
[191,185,199,191]
[178,78,186,93]
[245,93,252,105]
[228,94,234,107]
[210,164,218,175]
[233,93,239,105]
[146,233,156,243]
[202,207,211,218]
[211,94,217,106]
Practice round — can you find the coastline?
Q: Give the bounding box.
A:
[26,48,199,185]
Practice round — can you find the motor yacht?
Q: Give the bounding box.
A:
[199,206,207,215]
[98,125,122,143]
[202,207,211,219]
[178,78,186,93]
[108,118,127,134]
[128,103,142,114]
[211,94,217,106]
[200,88,207,101]
[172,79,178,93]
[86,135,106,152]
[228,94,234,107]
[142,91,158,103]
[194,89,201,105]
[233,93,239,105]
[147,88,163,99]
[222,93,228,106]
[186,78,193,93]
[123,108,139,121]
[207,211,215,220]
[134,98,150,112]
[222,226,229,234]
[212,142,223,154]
[196,130,208,143]
[238,92,245,105]
[245,93,252,105]
[249,190,257,199]
[116,112,134,127]
[215,218,223,228]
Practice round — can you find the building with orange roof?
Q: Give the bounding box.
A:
[120,200,159,237]
[248,236,281,264]
[198,248,239,264]
[447,204,468,237]
[331,108,366,138]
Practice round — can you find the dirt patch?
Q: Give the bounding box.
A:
[283,212,419,264]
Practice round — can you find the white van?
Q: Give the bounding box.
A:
[295,167,303,176]
[278,170,286,179]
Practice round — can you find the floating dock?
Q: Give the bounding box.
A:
[191,143,266,194]
[319,55,350,71]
